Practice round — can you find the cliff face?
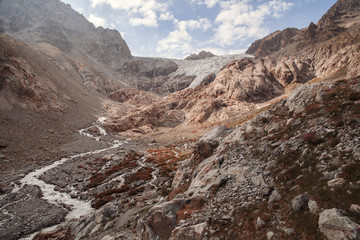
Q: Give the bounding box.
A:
[0,0,132,61]
[246,28,300,57]
[317,0,360,28]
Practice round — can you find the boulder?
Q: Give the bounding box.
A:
[349,204,360,215]
[268,189,282,206]
[308,200,319,214]
[170,222,207,240]
[94,202,121,224]
[137,199,185,240]
[327,178,345,188]
[319,208,360,240]
[291,194,310,211]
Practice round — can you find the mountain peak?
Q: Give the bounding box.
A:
[317,0,360,28]
[185,50,215,60]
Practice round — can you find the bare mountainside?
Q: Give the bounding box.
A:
[0,0,246,95]
[103,0,360,136]
[0,34,103,165]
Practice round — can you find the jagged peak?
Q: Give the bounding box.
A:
[317,0,360,28]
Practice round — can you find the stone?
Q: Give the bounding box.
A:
[256,217,265,229]
[267,231,275,239]
[268,189,282,206]
[137,199,185,240]
[284,228,294,235]
[327,178,345,188]
[170,222,208,240]
[0,155,5,160]
[94,202,120,224]
[349,204,360,214]
[101,236,115,240]
[308,200,319,214]
[291,194,310,211]
[319,208,360,240]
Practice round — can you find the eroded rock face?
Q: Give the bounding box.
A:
[137,200,185,240]
[246,28,300,57]
[170,222,207,240]
[319,208,360,240]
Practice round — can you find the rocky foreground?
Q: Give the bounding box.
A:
[16,77,358,240]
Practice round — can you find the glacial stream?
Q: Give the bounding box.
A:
[14,118,125,239]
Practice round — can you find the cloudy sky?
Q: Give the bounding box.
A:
[60,0,337,59]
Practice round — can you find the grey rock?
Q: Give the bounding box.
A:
[200,125,228,143]
[319,208,360,240]
[137,199,185,240]
[349,204,360,214]
[327,178,345,188]
[267,231,275,239]
[268,189,282,206]
[284,228,294,235]
[308,200,319,214]
[291,194,310,211]
[101,236,115,240]
[170,222,207,240]
[256,217,265,229]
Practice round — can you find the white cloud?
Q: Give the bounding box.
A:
[213,0,293,46]
[191,0,221,8]
[156,18,212,57]
[159,12,175,21]
[89,0,167,27]
[178,18,212,31]
[88,13,107,28]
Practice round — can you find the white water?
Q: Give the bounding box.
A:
[14,118,125,239]
[14,140,125,219]
[78,117,108,141]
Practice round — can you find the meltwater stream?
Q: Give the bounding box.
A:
[15,118,125,239]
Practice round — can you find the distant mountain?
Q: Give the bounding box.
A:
[0,0,242,95]
[185,50,215,60]
[104,0,360,133]
[317,0,360,28]
[246,0,360,58]
[0,0,131,61]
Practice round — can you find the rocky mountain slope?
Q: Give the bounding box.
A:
[136,76,360,240]
[0,0,245,95]
[0,33,103,166]
[20,73,360,240]
[104,20,360,136]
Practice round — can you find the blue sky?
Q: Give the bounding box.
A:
[60,0,337,58]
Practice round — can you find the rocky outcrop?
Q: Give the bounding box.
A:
[136,77,360,239]
[319,208,360,240]
[109,88,161,106]
[317,0,360,28]
[246,28,300,57]
[0,0,131,61]
[137,200,185,240]
[185,50,215,60]
[247,0,360,58]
